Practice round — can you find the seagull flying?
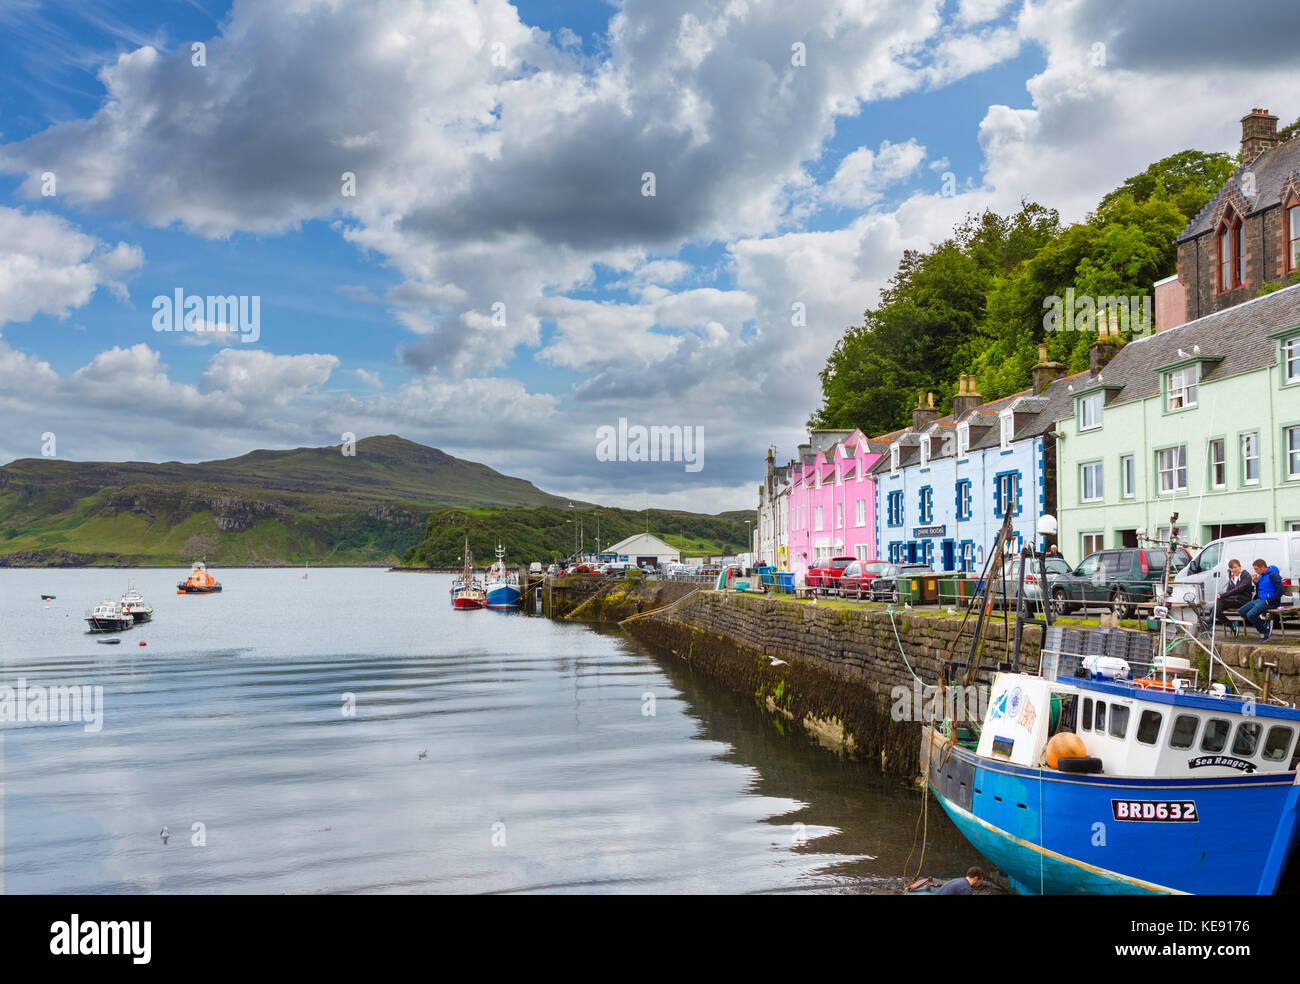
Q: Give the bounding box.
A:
[770,658,788,667]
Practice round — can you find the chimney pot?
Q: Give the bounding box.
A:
[1241,107,1280,162]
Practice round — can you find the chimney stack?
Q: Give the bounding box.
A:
[1241,107,1280,163]
[1090,312,1123,375]
[951,373,982,418]
[1031,343,1067,395]
[911,391,943,432]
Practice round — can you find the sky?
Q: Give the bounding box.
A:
[1,0,1298,512]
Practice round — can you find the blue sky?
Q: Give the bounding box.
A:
[1,0,1296,509]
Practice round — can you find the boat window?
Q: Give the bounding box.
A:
[1081,698,1093,731]
[1108,704,1129,740]
[1201,718,1231,753]
[1231,722,1262,758]
[1262,726,1295,762]
[1094,701,1106,733]
[1136,710,1162,745]
[1170,714,1199,749]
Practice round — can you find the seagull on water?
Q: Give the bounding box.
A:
[160,827,169,844]
[418,749,427,760]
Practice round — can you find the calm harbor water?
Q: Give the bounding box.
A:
[0,568,977,894]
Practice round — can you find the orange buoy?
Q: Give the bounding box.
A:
[1046,731,1087,769]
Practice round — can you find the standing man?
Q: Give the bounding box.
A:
[936,866,984,895]
[1239,559,1284,642]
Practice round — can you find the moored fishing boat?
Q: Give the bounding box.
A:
[177,561,222,594]
[484,544,522,610]
[451,538,486,610]
[920,512,1300,895]
[121,583,154,622]
[85,599,134,633]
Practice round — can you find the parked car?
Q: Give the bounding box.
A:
[806,556,858,595]
[866,563,933,603]
[1172,531,1300,603]
[985,555,1073,609]
[1049,546,1190,618]
[839,560,892,599]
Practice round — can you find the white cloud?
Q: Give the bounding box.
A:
[0,207,143,327]
[825,139,927,207]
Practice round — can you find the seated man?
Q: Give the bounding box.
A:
[1239,559,1285,643]
[1202,559,1255,635]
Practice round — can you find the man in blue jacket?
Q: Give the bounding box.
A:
[1240,559,1285,642]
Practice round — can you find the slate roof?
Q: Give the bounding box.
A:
[1179,136,1300,241]
[1065,282,1300,408]
[865,369,1091,477]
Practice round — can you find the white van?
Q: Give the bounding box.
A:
[529,562,543,575]
[1172,531,1300,603]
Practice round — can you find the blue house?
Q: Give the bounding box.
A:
[868,354,1083,572]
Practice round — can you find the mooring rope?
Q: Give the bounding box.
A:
[885,605,926,685]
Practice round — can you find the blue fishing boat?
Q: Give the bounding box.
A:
[485,544,522,610]
[921,512,1300,895]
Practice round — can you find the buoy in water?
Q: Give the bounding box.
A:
[139,640,147,646]
[1046,731,1087,769]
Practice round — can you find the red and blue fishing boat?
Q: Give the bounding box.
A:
[485,544,522,610]
[450,538,486,610]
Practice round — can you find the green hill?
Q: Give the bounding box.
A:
[402,505,752,567]
[0,435,575,567]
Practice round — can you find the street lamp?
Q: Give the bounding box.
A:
[569,502,576,561]
[745,520,753,567]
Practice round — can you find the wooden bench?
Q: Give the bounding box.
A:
[1222,602,1299,640]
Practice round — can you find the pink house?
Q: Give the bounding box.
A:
[786,429,885,576]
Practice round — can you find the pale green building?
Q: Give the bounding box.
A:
[1056,284,1300,559]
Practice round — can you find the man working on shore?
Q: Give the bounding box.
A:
[936,866,984,895]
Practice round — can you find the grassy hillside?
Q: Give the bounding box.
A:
[0,436,574,567]
[403,505,752,567]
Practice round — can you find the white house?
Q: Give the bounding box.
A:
[605,532,681,568]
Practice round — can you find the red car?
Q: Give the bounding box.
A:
[838,560,892,599]
[806,556,858,594]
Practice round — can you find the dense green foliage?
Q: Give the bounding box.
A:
[810,148,1239,433]
[402,505,751,566]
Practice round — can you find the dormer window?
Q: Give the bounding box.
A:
[919,434,931,467]
[957,422,969,457]
[999,411,1014,450]
[1167,366,1198,411]
[1217,214,1244,291]
[1079,392,1102,430]
[890,443,899,475]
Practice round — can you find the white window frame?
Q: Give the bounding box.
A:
[855,498,866,527]
[1157,445,1188,494]
[1287,425,1300,480]
[1286,336,1300,385]
[1242,432,1260,486]
[815,505,824,531]
[999,410,1014,450]
[1081,532,1105,557]
[1209,438,1226,489]
[890,443,899,475]
[1081,461,1104,503]
[919,434,931,468]
[1120,454,1135,499]
[836,502,843,529]
[1167,366,1198,411]
[1079,393,1102,431]
[957,422,969,457]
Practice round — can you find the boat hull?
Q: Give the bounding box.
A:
[922,726,1300,895]
[86,617,134,633]
[485,582,521,609]
[452,595,485,610]
[176,585,222,594]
